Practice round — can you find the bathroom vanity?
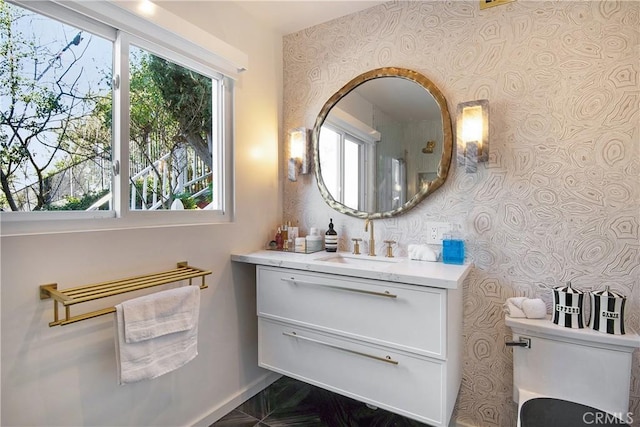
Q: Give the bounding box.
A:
[232,250,471,427]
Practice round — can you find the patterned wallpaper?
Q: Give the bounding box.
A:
[282,1,639,426]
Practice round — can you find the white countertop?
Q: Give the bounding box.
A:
[230,250,472,289]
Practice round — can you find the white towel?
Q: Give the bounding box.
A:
[522,298,547,319]
[408,244,440,262]
[504,297,527,318]
[114,286,200,385]
[122,285,199,343]
[503,297,547,319]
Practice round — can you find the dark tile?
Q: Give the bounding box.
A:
[239,376,313,420]
[355,409,429,427]
[306,388,360,426]
[261,407,327,427]
[211,409,261,427]
[310,386,428,427]
[237,387,272,420]
[268,376,315,410]
[219,376,429,427]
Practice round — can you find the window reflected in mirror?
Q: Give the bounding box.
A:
[319,125,363,210]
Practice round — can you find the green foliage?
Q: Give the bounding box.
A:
[129,51,180,146]
[147,55,212,138]
[131,176,162,209]
[46,189,109,211]
[175,192,197,210]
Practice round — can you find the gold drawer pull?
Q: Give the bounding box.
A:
[283,331,399,365]
[282,278,397,298]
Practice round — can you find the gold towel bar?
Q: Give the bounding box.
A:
[40,261,210,327]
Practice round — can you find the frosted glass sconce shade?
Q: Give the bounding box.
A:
[456,99,489,173]
[288,127,310,181]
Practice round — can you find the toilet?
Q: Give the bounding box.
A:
[506,317,640,427]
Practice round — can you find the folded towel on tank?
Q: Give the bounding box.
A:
[503,297,547,319]
[522,298,547,319]
[504,297,527,318]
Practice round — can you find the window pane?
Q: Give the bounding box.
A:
[343,138,360,210]
[0,2,113,211]
[319,126,340,201]
[128,46,215,211]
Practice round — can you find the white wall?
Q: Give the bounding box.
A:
[0,2,282,426]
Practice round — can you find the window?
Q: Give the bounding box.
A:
[0,3,113,212]
[343,135,361,209]
[319,124,366,211]
[126,45,219,211]
[0,0,235,231]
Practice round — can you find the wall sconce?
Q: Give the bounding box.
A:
[287,127,310,182]
[456,99,489,173]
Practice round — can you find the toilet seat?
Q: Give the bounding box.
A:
[520,397,630,427]
[516,389,542,427]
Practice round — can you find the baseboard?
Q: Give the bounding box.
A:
[190,371,282,426]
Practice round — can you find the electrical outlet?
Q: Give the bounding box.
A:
[426,222,451,244]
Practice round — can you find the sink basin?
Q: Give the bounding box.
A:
[317,253,401,267]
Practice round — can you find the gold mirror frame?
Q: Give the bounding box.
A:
[312,67,453,219]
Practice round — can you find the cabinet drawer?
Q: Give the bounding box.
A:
[257,266,446,357]
[259,318,446,426]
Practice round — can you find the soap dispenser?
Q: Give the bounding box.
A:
[325,218,338,252]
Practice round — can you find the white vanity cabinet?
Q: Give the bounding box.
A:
[231,251,471,427]
[257,266,462,426]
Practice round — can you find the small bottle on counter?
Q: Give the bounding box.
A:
[275,227,283,250]
[325,218,338,252]
[294,237,306,253]
[289,225,299,241]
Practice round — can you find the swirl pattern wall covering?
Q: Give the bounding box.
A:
[282,1,639,426]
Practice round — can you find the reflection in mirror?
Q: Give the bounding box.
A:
[313,68,452,219]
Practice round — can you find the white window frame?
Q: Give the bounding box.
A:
[1,0,239,235]
[321,123,369,211]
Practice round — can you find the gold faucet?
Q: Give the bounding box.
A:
[364,219,375,256]
[384,240,396,258]
[351,238,362,255]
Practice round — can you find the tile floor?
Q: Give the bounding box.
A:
[211,376,428,427]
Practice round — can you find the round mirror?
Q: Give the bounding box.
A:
[312,67,453,219]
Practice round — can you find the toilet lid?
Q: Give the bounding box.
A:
[521,398,629,427]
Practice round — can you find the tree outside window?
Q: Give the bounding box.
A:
[0,1,217,212]
[0,1,112,211]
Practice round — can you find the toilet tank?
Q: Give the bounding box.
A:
[506,317,640,417]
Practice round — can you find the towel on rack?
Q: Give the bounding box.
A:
[114,286,200,385]
[122,285,200,343]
